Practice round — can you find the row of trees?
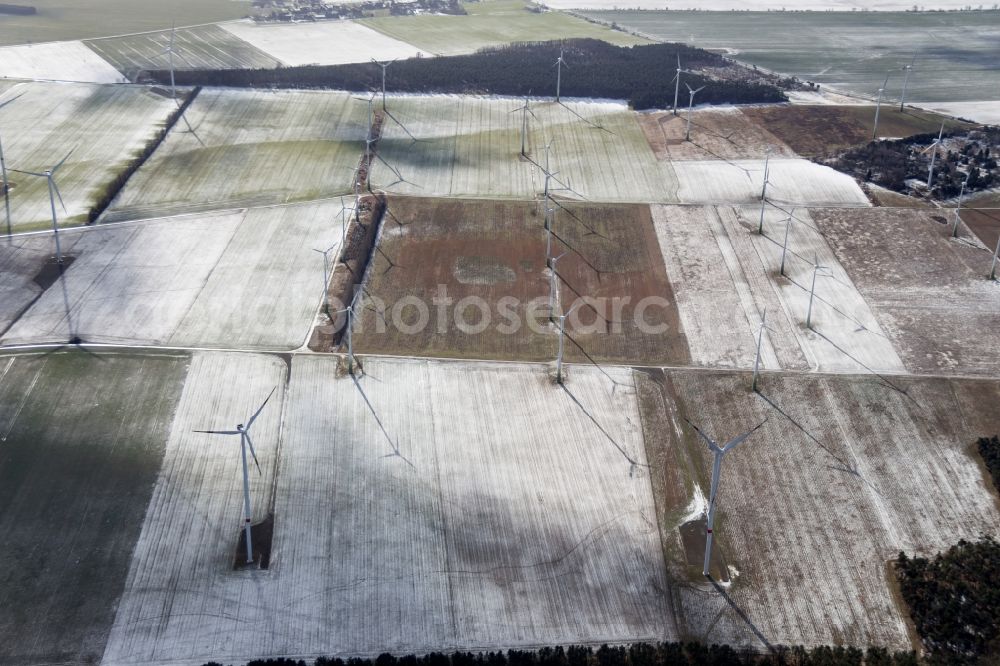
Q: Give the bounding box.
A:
[203,643,919,666]
[86,88,201,223]
[149,40,787,110]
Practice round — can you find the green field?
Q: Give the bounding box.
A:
[0,0,252,46]
[0,351,187,664]
[361,0,649,56]
[582,10,1000,103]
[86,24,280,77]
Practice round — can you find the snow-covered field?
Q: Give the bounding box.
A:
[0,41,125,84]
[221,19,428,67]
[86,24,281,75]
[1,201,343,350]
[0,82,176,231]
[651,204,903,373]
[103,354,673,664]
[372,95,680,202]
[673,160,871,207]
[814,207,1000,376]
[645,370,1000,649]
[106,88,366,221]
[912,101,1000,125]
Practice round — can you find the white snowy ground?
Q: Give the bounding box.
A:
[911,101,1000,125]
[542,0,981,9]
[0,41,125,84]
[651,204,904,374]
[102,354,673,665]
[0,201,344,350]
[220,19,429,67]
[673,159,871,207]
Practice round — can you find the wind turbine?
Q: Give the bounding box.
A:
[779,209,794,276]
[543,197,557,267]
[685,417,767,577]
[990,236,999,281]
[0,92,24,239]
[371,57,395,111]
[757,147,772,235]
[11,149,74,265]
[923,121,945,191]
[554,46,568,103]
[194,387,276,566]
[510,92,537,157]
[806,259,831,329]
[871,73,890,141]
[899,55,916,113]
[671,54,687,116]
[359,92,406,192]
[335,288,363,375]
[684,83,705,142]
[314,243,338,317]
[952,172,970,238]
[161,23,182,101]
[370,58,417,142]
[554,299,582,385]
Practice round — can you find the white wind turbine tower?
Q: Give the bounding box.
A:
[335,288,363,375]
[11,149,74,265]
[757,147,772,234]
[543,197,557,267]
[555,299,582,384]
[510,93,537,157]
[923,121,946,191]
[671,54,689,116]
[779,209,795,277]
[806,258,831,330]
[684,83,705,142]
[871,73,890,141]
[990,237,1000,281]
[360,92,406,191]
[899,55,916,113]
[314,243,338,317]
[685,417,767,577]
[554,46,568,103]
[952,172,970,238]
[370,58,418,141]
[161,23,182,101]
[0,92,24,239]
[194,387,276,566]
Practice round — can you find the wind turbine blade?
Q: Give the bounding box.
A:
[9,168,47,177]
[722,418,768,452]
[245,386,276,430]
[193,429,241,435]
[244,432,263,476]
[683,417,721,452]
[52,148,75,173]
[52,178,67,213]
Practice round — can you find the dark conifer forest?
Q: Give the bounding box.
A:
[147,39,787,110]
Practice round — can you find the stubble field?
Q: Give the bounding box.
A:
[814,206,1000,376]
[105,88,366,221]
[0,82,175,231]
[220,19,430,67]
[1,200,343,350]
[0,351,188,665]
[353,196,690,366]
[104,353,673,664]
[636,368,1000,650]
[85,24,281,77]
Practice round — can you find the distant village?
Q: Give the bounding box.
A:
[250,0,466,22]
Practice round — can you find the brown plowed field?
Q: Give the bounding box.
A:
[741,105,973,157]
[353,196,691,365]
